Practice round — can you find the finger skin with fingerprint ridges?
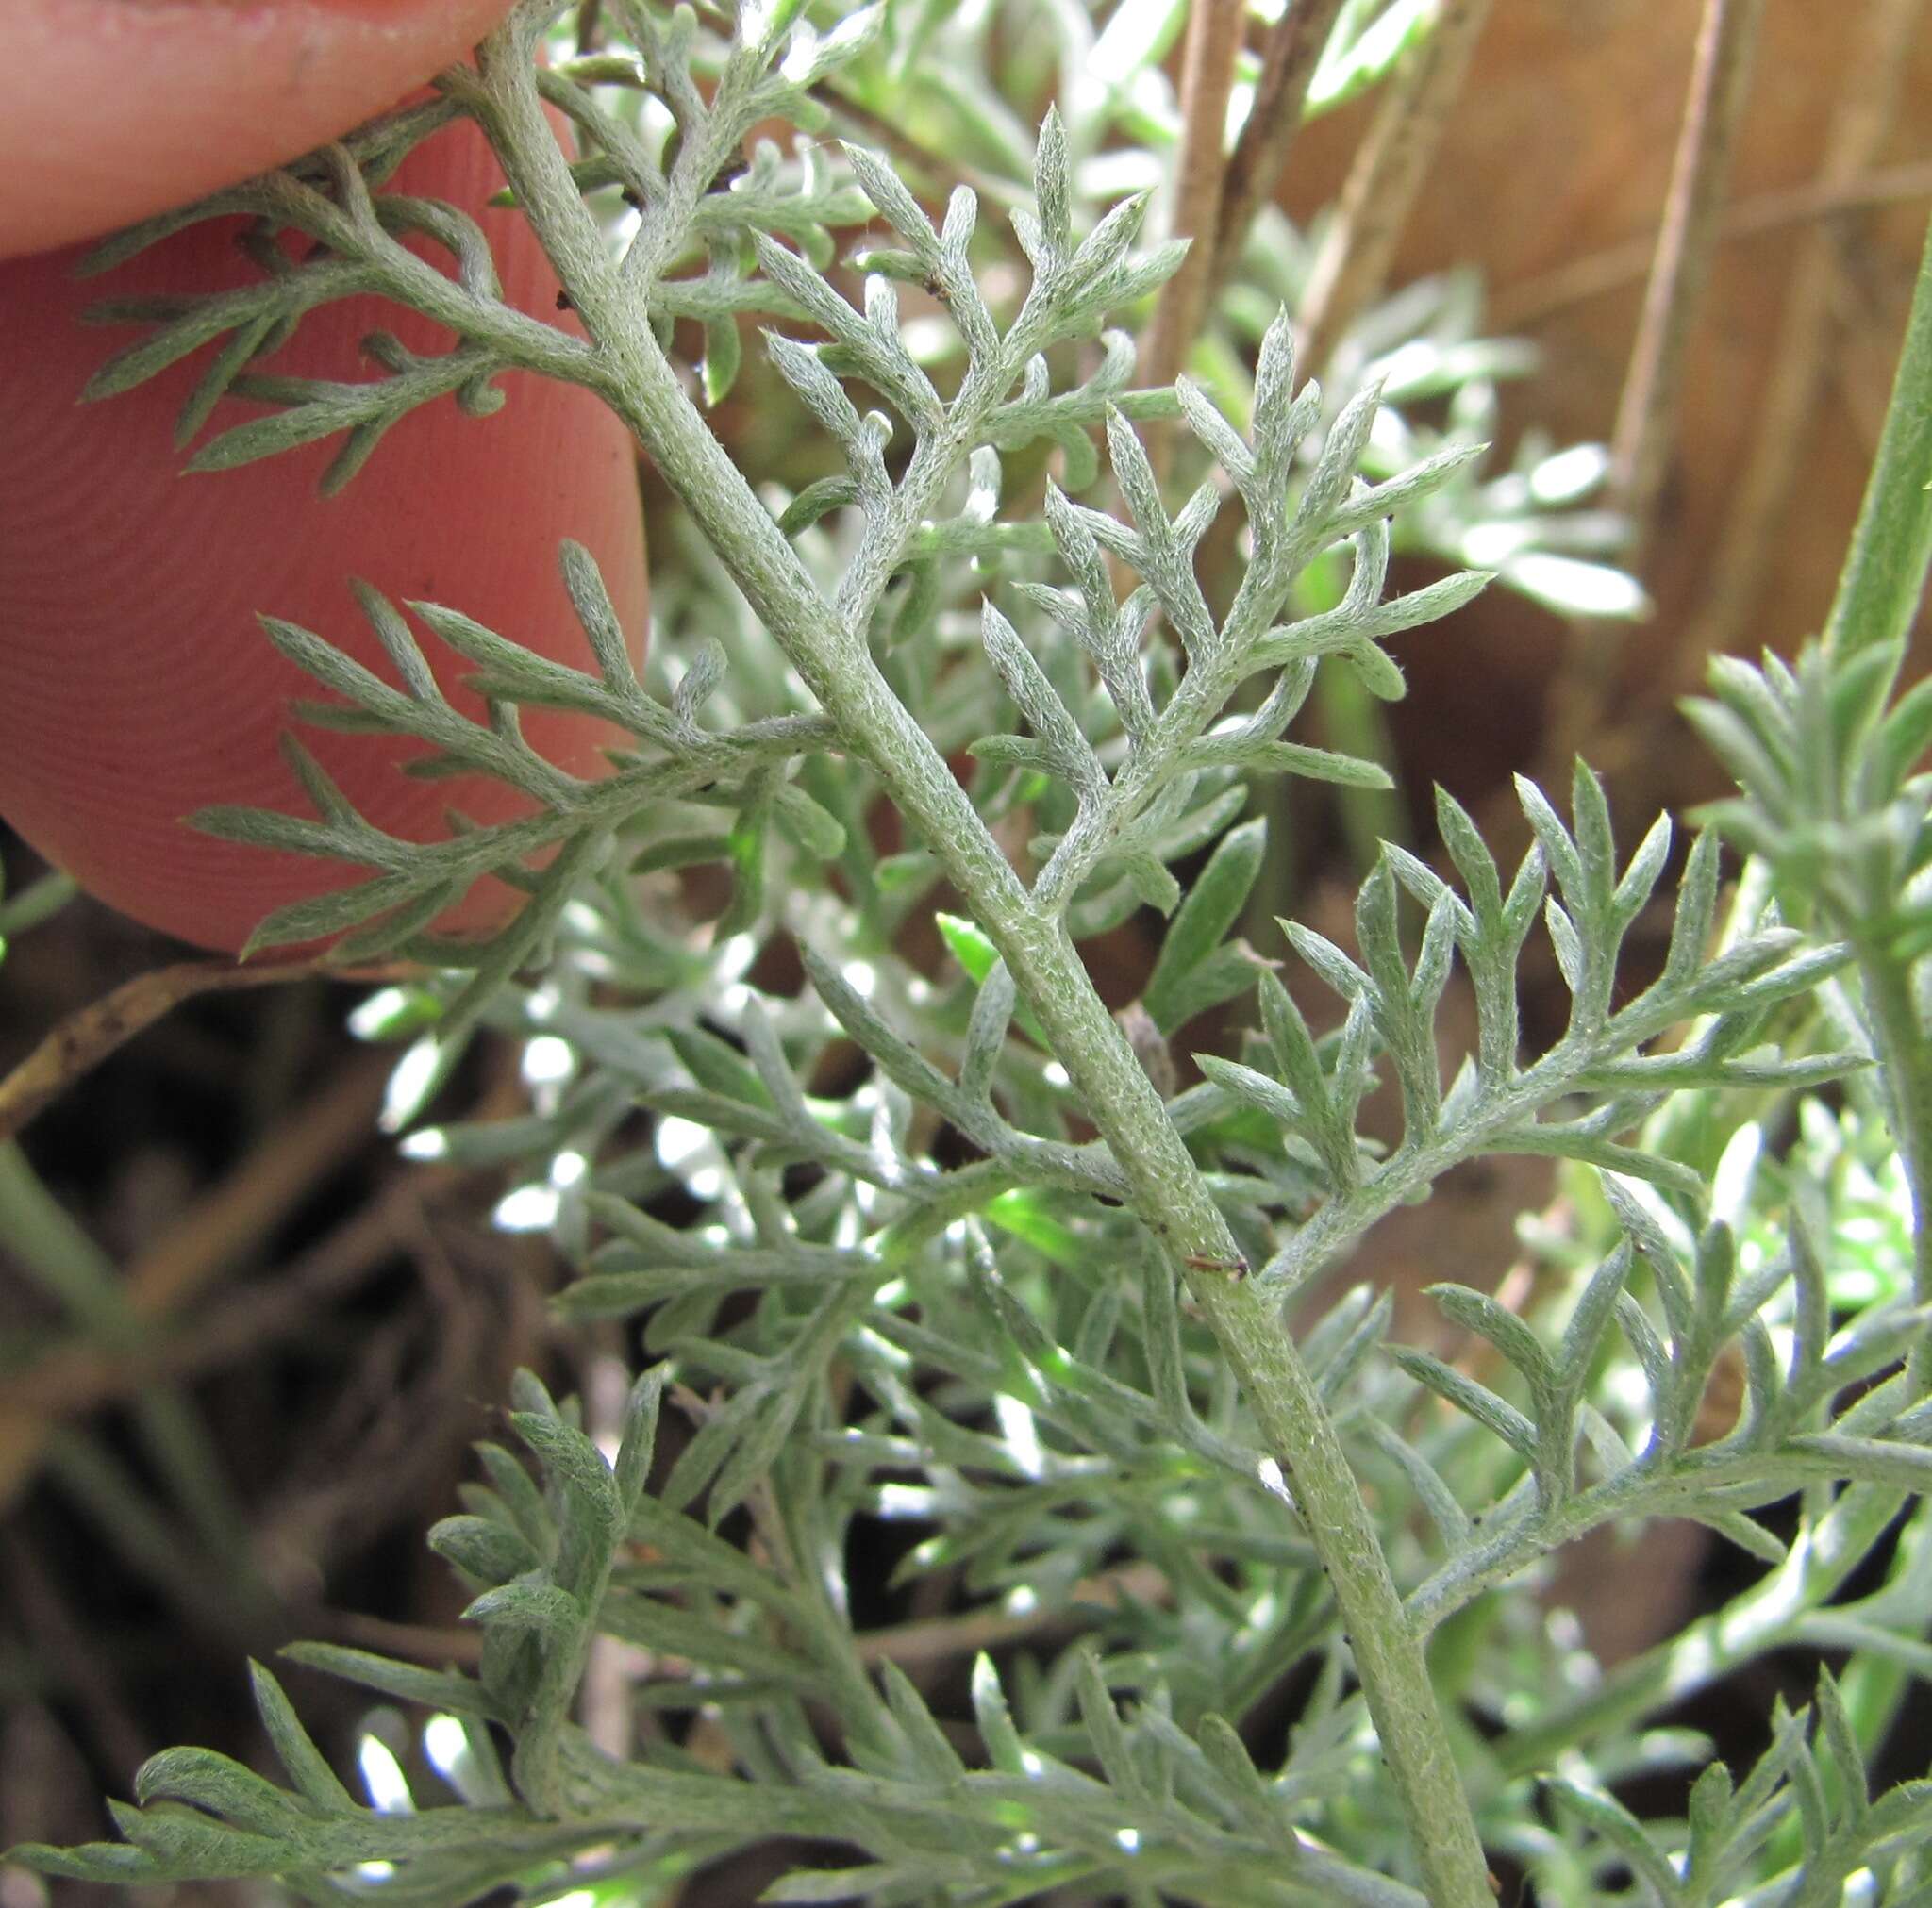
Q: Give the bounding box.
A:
[0,1,520,261]
[0,115,649,954]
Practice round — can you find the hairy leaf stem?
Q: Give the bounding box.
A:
[1823,204,1932,1317]
[1824,204,1932,669]
[475,27,1495,1905]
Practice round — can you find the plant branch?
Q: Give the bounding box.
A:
[473,36,1495,1906]
[1255,933,1839,1296]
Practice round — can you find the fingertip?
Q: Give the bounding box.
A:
[0,0,518,259]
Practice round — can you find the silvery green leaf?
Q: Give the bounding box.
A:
[1077,239,1190,318]
[753,233,941,427]
[968,736,1061,774]
[774,780,847,857]
[1250,308,1298,441]
[778,473,861,536]
[1574,1048,1867,1091]
[464,1579,579,1642]
[1353,858,1407,997]
[1074,1649,1154,1807]
[259,616,418,727]
[979,601,1106,796]
[1707,940,1855,1014]
[1183,734,1392,788]
[559,538,646,701]
[1434,787,1504,920]
[1569,759,1618,905]
[1066,871,1148,940]
[1286,379,1384,553]
[766,332,867,447]
[84,277,316,403]
[1542,1778,1685,1905]
[429,1513,542,1586]
[1357,1416,1472,1546]
[1515,773,1587,902]
[511,1410,620,1541]
[1335,631,1409,700]
[673,638,729,729]
[840,146,941,264]
[1382,839,1465,928]
[1494,1124,1705,1200]
[701,307,742,406]
[1428,1284,1556,1402]
[1151,943,1274,1034]
[1195,1054,1307,1130]
[132,1749,305,1836]
[1042,478,1114,607]
[958,959,1016,1104]
[1031,103,1073,262]
[801,943,966,1114]
[246,1664,356,1813]
[1410,890,1459,1014]
[1174,376,1255,489]
[230,870,444,957]
[1308,1286,1393,1405]
[784,1,884,83]
[280,1641,503,1720]
[1390,1348,1539,1462]
[1123,853,1182,915]
[411,600,611,722]
[879,1660,968,1784]
[667,1022,772,1107]
[329,877,469,962]
[1544,898,1584,995]
[1556,1243,1636,1407]
[272,733,362,830]
[1106,403,1166,534]
[738,994,810,1129]
[1143,817,1267,1034]
[350,577,443,703]
[1322,440,1489,542]
[971,1653,1029,1776]
[1281,921,1373,1004]
[1503,838,1550,944]
[1065,189,1151,293]
[1134,781,1249,864]
[1689,1507,1788,1567]
[1251,567,1491,671]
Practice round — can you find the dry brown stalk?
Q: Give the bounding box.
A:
[1212,0,1352,290]
[1489,159,1932,331]
[1138,0,1249,477]
[1681,0,1928,666]
[1606,0,1766,568]
[1537,0,1765,786]
[0,952,405,1145]
[0,1054,393,1509]
[1292,0,1496,373]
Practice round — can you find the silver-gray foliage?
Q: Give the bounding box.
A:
[17,2,1932,1905]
